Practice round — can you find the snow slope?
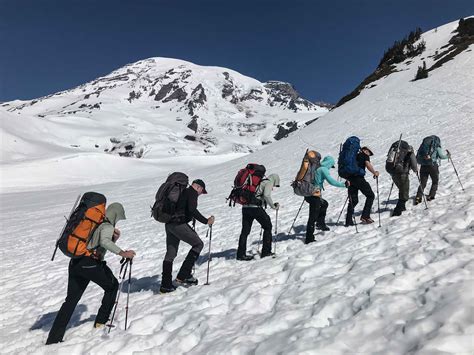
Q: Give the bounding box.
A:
[0,20,473,354]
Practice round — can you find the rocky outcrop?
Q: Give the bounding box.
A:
[264,81,316,112]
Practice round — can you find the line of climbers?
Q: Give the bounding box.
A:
[46,134,454,344]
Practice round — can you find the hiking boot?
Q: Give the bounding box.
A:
[159,285,177,294]
[391,208,402,217]
[93,322,105,329]
[304,237,315,244]
[360,217,374,224]
[414,197,422,205]
[261,252,275,258]
[426,195,435,201]
[344,220,355,227]
[316,223,330,231]
[236,254,254,261]
[175,276,198,286]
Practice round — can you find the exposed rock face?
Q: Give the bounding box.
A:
[274,121,299,140]
[263,81,317,112]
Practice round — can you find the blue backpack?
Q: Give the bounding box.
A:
[416,135,441,165]
[338,136,365,179]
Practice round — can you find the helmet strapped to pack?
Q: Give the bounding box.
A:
[338,136,365,179]
[291,149,322,197]
[416,135,441,166]
[227,163,266,206]
[151,172,189,223]
[57,192,106,258]
[386,140,411,174]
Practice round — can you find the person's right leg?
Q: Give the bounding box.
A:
[416,165,430,202]
[427,165,440,199]
[46,259,89,344]
[358,178,375,220]
[237,207,255,258]
[172,224,204,281]
[85,260,119,326]
[346,179,359,226]
[392,174,407,216]
[316,198,329,230]
[253,208,273,255]
[161,224,181,290]
[305,196,320,243]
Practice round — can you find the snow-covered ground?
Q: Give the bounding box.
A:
[0,20,473,354]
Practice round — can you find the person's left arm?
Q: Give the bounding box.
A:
[322,168,345,188]
[188,191,209,224]
[262,182,277,209]
[436,147,449,160]
[99,225,123,255]
[365,159,379,177]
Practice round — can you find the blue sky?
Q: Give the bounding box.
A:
[1,0,472,103]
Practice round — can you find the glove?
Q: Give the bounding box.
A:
[274,202,280,210]
[344,180,350,188]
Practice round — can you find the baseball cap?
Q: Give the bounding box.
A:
[193,179,207,194]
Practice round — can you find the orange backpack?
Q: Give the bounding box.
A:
[57,192,106,258]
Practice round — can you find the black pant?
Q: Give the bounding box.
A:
[46,257,118,344]
[237,207,273,256]
[346,175,375,223]
[162,223,204,287]
[304,196,328,243]
[416,165,439,199]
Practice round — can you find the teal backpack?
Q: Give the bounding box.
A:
[416,135,441,165]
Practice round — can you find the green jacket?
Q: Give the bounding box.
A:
[87,202,126,260]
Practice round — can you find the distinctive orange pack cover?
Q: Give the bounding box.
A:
[58,192,106,258]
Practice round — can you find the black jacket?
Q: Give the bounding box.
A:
[172,187,207,225]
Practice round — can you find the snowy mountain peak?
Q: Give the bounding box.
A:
[1,57,328,161]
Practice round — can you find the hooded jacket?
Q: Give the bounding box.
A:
[88,202,126,259]
[314,156,346,191]
[246,174,280,209]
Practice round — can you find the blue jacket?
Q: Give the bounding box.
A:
[314,156,346,190]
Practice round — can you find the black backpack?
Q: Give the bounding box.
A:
[151,172,189,223]
[385,140,411,174]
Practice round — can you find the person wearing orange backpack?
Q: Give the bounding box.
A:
[46,203,136,345]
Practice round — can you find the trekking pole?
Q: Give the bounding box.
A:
[337,143,342,182]
[415,170,429,210]
[385,182,394,207]
[108,259,129,333]
[273,208,279,255]
[287,199,305,235]
[51,194,81,261]
[259,228,263,255]
[447,151,465,191]
[376,176,381,227]
[348,194,358,233]
[124,259,132,330]
[204,225,212,285]
[336,195,349,225]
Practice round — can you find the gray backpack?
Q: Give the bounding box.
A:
[151,172,189,223]
[292,150,322,197]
